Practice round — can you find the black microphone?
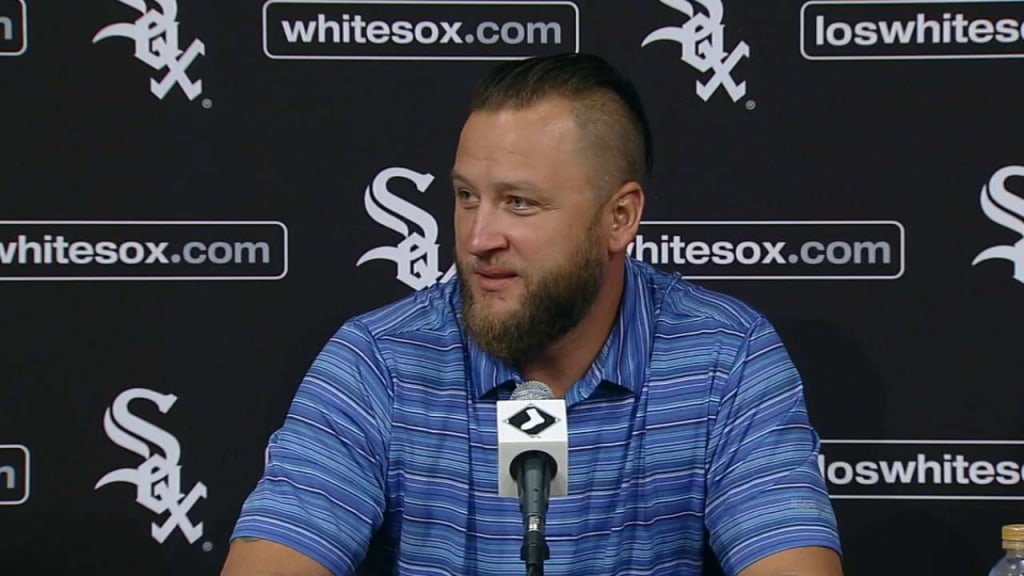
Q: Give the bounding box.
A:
[499,380,567,576]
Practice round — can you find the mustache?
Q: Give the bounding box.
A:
[457,257,521,275]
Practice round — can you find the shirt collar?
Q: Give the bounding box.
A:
[457,258,654,404]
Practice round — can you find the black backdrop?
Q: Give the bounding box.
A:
[2,1,1023,574]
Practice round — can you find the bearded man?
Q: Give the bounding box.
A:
[222,52,843,576]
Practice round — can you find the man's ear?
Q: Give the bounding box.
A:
[607,181,645,254]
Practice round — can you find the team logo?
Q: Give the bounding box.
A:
[95,387,207,544]
[358,166,455,290]
[973,165,1024,284]
[642,0,749,102]
[506,406,559,436]
[93,0,205,100]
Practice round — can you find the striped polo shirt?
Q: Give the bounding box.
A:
[231,258,841,575]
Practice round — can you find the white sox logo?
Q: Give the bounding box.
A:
[358,166,455,291]
[93,0,205,100]
[506,405,558,436]
[973,165,1024,284]
[95,388,207,544]
[642,0,749,102]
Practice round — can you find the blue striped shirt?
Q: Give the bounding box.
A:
[232,258,840,575]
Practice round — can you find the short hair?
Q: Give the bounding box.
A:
[469,53,653,196]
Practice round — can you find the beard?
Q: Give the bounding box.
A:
[458,226,606,365]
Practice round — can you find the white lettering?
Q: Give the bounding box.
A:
[206,242,233,264]
[878,20,914,44]
[854,461,879,484]
[95,241,119,265]
[366,20,390,44]
[735,241,760,265]
[686,241,710,265]
[915,13,939,44]
[183,242,206,264]
[916,453,942,483]
[761,242,786,264]
[69,242,92,265]
[318,13,339,43]
[0,240,14,264]
[414,21,440,44]
[0,465,15,489]
[527,22,561,45]
[236,242,271,264]
[392,21,414,44]
[281,20,316,43]
[119,242,145,265]
[477,22,500,44]
[501,22,525,44]
[627,235,892,268]
[144,242,170,264]
[969,460,995,484]
[878,459,915,484]
[997,461,1023,485]
[814,12,1024,48]
[712,241,734,265]
[802,241,825,264]
[828,461,854,485]
[969,19,995,44]
[440,21,463,44]
[995,19,1021,43]
[820,453,1024,487]
[827,21,853,46]
[854,21,877,46]
[277,15,563,47]
[0,231,277,272]
[854,241,890,264]
[826,242,852,265]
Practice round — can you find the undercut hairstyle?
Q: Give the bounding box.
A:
[469,52,653,198]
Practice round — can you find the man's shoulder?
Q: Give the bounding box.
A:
[345,277,460,341]
[632,259,766,334]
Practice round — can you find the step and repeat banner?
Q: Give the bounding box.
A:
[2,1,1023,574]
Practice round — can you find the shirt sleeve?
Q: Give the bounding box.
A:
[230,319,393,576]
[704,316,841,575]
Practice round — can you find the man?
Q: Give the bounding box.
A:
[221,53,843,576]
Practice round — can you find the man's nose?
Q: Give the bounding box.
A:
[466,205,509,256]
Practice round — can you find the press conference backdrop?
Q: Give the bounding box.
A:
[1,0,1022,574]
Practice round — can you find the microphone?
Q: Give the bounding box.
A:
[496,381,569,576]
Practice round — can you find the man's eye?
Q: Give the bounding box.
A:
[508,196,530,209]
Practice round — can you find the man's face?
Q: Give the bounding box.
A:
[451,97,609,362]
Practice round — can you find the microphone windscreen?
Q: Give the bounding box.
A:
[511,380,553,401]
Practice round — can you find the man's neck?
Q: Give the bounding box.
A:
[519,261,626,399]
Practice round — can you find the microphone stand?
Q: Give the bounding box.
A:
[513,451,554,576]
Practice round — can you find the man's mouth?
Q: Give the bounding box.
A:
[474,267,518,290]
